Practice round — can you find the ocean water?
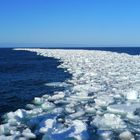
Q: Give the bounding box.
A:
[0,48,71,120]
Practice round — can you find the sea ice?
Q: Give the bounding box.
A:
[41,102,55,111]
[107,103,140,116]
[42,119,89,140]
[125,90,139,100]
[119,131,134,140]
[2,48,138,139]
[92,113,126,130]
[94,95,114,108]
[48,92,65,101]
[33,97,44,105]
[22,128,36,139]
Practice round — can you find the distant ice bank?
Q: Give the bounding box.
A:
[0,48,140,140]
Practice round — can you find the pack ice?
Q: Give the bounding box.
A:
[0,48,140,140]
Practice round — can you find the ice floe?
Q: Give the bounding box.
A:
[92,113,127,130]
[119,131,134,140]
[0,48,140,139]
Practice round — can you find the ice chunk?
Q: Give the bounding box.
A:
[0,135,16,140]
[126,113,140,122]
[48,92,65,101]
[92,113,126,130]
[29,108,43,115]
[5,109,27,121]
[85,105,96,114]
[18,137,27,140]
[42,94,50,99]
[41,102,55,111]
[8,118,19,126]
[5,112,15,120]
[69,120,89,140]
[94,95,114,108]
[54,99,69,105]
[69,110,85,119]
[97,130,113,140]
[126,90,138,100]
[33,97,44,105]
[119,131,134,140]
[42,127,72,140]
[42,120,89,140]
[65,107,75,114]
[15,109,27,119]
[45,82,70,87]
[0,124,10,135]
[39,119,55,134]
[9,130,20,136]
[107,103,140,115]
[26,104,36,109]
[69,95,93,101]
[0,125,5,135]
[52,107,64,114]
[22,128,36,139]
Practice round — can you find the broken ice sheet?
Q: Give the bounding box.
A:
[0,48,138,139]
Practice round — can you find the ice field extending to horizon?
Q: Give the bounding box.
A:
[0,48,140,140]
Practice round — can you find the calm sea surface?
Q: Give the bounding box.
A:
[0,48,71,119]
[0,47,140,120]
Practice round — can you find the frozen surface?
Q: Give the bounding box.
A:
[0,48,140,139]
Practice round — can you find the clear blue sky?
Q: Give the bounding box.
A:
[0,0,140,47]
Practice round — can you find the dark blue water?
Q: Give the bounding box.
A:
[0,48,71,119]
[0,47,140,120]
